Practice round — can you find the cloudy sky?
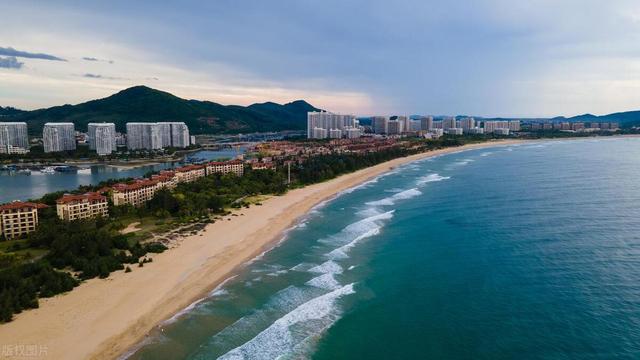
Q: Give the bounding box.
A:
[2,0,640,117]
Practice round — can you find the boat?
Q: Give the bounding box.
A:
[55,165,79,173]
[40,166,56,174]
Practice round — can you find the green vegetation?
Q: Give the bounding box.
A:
[2,86,319,136]
[0,205,169,322]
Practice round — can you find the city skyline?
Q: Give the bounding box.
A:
[3,1,640,118]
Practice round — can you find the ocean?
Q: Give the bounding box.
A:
[127,137,640,359]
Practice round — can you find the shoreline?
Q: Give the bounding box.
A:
[0,139,523,359]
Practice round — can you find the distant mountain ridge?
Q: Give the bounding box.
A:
[1,86,320,135]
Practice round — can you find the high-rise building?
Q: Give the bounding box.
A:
[420,116,433,131]
[459,117,475,132]
[126,123,162,150]
[43,123,76,153]
[508,120,521,132]
[88,123,116,155]
[156,123,172,148]
[483,121,510,134]
[387,120,404,135]
[329,129,342,138]
[443,117,457,130]
[371,116,389,134]
[307,111,358,139]
[169,122,190,148]
[0,122,29,154]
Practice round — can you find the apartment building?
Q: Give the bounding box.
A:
[43,123,76,153]
[206,159,245,177]
[56,192,109,221]
[111,179,161,207]
[0,122,29,154]
[151,171,179,189]
[174,165,206,183]
[0,201,48,240]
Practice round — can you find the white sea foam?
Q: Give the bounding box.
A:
[290,263,316,272]
[306,273,341,290]
[308,260,343,274]
[416,173,450,186]
[161,275,238,326]
[365,188,422,206]
[218,284,356,360]
[480,151,493,157]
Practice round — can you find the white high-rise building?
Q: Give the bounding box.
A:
[87,123,116,155]
[0,122,29,154]
[420,116,433,131]
[126,123,162,150]
[508,120,521,131]
[43,123,76,153]
[168,122,190,148]
[459,117,475,132]
[156,123,172,148]
[483,121,510,134]
[443,117,457,130]
[307,111,357,139]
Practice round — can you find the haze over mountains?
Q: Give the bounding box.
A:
[1,86,640,135]
[0,86,320,135]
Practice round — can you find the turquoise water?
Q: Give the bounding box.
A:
[128,138,640,359]
[0,148,242,203]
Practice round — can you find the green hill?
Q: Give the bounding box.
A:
[2,86,320,135]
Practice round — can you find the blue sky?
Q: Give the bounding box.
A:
[1,0,640,117]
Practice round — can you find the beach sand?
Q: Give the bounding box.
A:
[0,140,521,360]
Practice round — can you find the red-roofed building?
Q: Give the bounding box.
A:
[0,201,48,240]
[56,192,109,221]
[206,159,244,177]
[111,179,160,207]
[175,164,206,183]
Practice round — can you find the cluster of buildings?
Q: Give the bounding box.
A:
[251,137,402,165]
[369,116,521,137]
[307,111,363,139]
[0,121,192,155]
[0,158,246,240]
[528,121,619,132]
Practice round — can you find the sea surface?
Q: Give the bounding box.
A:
[127,138,640,359]
[0,148,242,203]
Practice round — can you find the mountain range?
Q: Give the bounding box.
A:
[0,86,320,135]
[2,86,640,135]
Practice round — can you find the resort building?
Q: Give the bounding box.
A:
[111,179,161,207]
[87,123,117,155]
[0,201,48,240]
[206,159,244,177]
[56,192,109,221]
[371,116,389,134]
[420,116,433,131]
[0,122,29,154]
[126,123,162,150]
[151,171,179,189]
[387,120,403,135]
[307,111,358,139]
[126,122,191,150]
[174,164,206,183]
[43,123,76,153]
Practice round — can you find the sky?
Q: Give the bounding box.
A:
[2,0,640,117]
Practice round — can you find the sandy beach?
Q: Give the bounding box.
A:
[0,140,521,360]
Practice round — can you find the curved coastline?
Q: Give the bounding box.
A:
[0,140,522,360]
